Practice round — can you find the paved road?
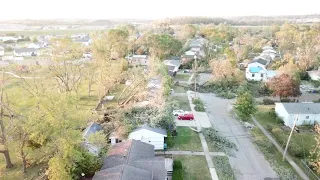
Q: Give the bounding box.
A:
[199,93,278,180]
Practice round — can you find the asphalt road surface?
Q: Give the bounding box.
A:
[199,93,278,180]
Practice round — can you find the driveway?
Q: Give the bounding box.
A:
[198,93,278,180]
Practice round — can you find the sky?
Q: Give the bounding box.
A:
[0,0,319,20]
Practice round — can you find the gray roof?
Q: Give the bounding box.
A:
[93,165,152,180]
[83,122,103,139]
[132,124,167,136]
[163,59,181,67]
[281,103,320,114]
[249,58,268,66]
[94,140,167,180]
[14,48,36,53]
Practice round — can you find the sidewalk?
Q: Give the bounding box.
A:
[251,115,309,180]
[155,151,226,156]
[187,91,219,180]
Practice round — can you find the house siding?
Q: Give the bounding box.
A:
[275,103,320,126]
[129,129,166,150]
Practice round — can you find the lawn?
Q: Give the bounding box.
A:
[167,127,203,151]
[172,85,187,93]
[212,156,235,180]
[173,155,211,180]
[253,109,318,179]
[172,96,191,111]
[249,127,301,180]
[175,73,191,81]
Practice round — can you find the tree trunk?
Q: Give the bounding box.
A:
[2,150,13,168]
[21,150,27,174]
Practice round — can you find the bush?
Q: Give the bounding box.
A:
[192,98,205,112]
[263,98,275,105]
[216,91,236,99]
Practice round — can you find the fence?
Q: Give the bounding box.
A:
[301,159,320,180]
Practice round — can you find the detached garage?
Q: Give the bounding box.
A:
[129,125,167,150]
[275,103,320,127]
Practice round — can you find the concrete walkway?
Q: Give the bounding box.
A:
[251,115,309,180]
[155,151,226,156]
[187,91,219,180]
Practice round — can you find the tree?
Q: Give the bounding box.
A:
[175,24,197,41]
[147,34,182,59]
[32,37,38,43]
[210,59,244,83]
[268,74,301,100]
[310,123,320,174]
[234,92,257,121]
[224,47,237,67]
[277,59,299,78]
[49,38,84,94]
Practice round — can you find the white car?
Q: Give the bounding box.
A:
[173,110,185,116]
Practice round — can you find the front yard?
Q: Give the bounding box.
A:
[172,96,191,111]
[253,106,319,179]
[173,155,211,180]
[167,127,203,151]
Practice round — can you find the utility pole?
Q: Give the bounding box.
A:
[194,55,197,99]
[283,114,299,161]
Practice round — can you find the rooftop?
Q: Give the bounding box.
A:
[93,140,168,180]
[132,124,167,136]
[14,48,37,53]
[249,66,264,73]
[279,103,320,114]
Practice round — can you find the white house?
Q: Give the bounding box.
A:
[14,48,37,57]
[75,36,92,46]
[275,103,320,127]
[129,125,167,150]
[0,36,17,42]
[0,46,4,56]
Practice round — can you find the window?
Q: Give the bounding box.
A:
[306,116,309,119]
[261,74,263,77]
[252,74,255,77]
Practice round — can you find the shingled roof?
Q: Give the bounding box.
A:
[93,140,167,180]
[280,103,320,114]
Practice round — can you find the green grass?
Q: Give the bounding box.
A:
[173,155,211,180]
[172,96,191,111]
[172,85,187,93]
[167,127,203,151]
[212,156,236,180]
[192,98,205,112]
[175,73,191,81]
[254,110,318,179]
[250,127,301,180]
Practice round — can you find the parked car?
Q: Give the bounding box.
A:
[173,110,185,116]
[178,113,194,120]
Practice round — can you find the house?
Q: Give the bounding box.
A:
[275,103,320,127]
[0,46,4,56]
[250,57,270,66]
[129,124,167,150]
[27,43,44,49]
[307,71,320,81]
[0,36,18,42]
[126,55,148,66]
[74,36,92,46]
[93,140,173,180]
[245,62,277,81]
[14,48,37,57]
[163,59,181,77]
[82,122,103,155]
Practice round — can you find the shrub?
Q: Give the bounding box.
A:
[263,98,275,105]
[192,98,203,105]
[216,91,236,99]
[194,104,205,111]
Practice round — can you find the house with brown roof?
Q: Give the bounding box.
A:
[93,139,173,180]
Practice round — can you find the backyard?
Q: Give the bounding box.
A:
[167,127,203,151]
[173,155,211,180]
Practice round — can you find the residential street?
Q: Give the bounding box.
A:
[199,93,278,180]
